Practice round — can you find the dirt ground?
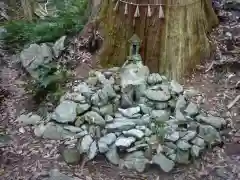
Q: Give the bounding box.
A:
[1,3,240,180]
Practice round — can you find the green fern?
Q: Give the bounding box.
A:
[3,0,88,51]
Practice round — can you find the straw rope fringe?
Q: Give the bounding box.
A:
[118,0,201,7]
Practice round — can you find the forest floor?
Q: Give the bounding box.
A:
[1,3,240,180]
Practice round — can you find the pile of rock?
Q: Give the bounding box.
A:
[18,63,227,173]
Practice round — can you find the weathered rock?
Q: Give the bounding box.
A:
[224,0,240,11]
[175,95,187,109]
[176,140,191,150]
[155,102,168,110]
[191,145,202,157]
[123,129,144,139]
[168,154,177,161]
[73,82,93,98]
[105,145,120,165]
[198,125,222,144]
[182,131,197,141]
[165,131,180,142]
[127,144,148,152]
[118,106,141,118]
[75,116,85,127]
[152,153,175,172]
[99,104,114,116]
[184,89,199,98]
[20,43,53,78]
[84,111,105,127]
[185,102,199,116]
[17,113,41,125]
[176,149,189,164]
[88,141,98,160]
[42,123,74,140]
[76,103,90,115]
[63,125,82,133]
[191,137,205,147]
[98,133,117,153]
[78,135,93,154]
[34,123,46,137]
[62,147,81,164]
[115,137,136,148]
[147,73,162,85]
[63,92,86,103]
[139,104,152,114]
[145,89,171,102]
[151,110,170,122]
[106,120,135,132]
[175,110,186,122]
[124,151,149,173]
[53,36,66,57]
[105,115,114,123]
[197,115,226,129]
[52,101,77,123]
[0,134,12,148]
[170,80,183,94]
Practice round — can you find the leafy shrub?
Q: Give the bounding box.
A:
[3,0,88,51]
[27,62,71,104]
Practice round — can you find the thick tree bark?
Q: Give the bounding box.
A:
[96,0,218,81]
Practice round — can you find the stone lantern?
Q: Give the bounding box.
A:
[127,34,142,64]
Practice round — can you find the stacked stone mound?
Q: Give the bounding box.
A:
[23,65,226,173]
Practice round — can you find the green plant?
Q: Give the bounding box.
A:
[2,0,89,51]
[152,121,167,143]
[27,62,70,104]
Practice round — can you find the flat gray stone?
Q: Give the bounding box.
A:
[99,104,114,116]
[84,111,105,127]
[124,151,149,173]
[123,129,144,139]
[105,145,120,165]
[170,80,183,94]
[175,95,187,109]
[151,110,170,122]
[105,121,135,132]
[115,137,136,148]
[63,125,82,133]
[198,124,222,144]
[165,131,180,142]
[105,115,114,123]
[145,89,171,102]
[17,113,42,125]
[43,123,74,140]
[176,149,189,164]
[53,36,66,57]
[191,137,206,147]
[139,104,152,114]
[191,145,202,157]
[182,131,197,141]
[176,140,191,150]
[62,147,81,164]
[76,103,90,115]
[88,141,98,160]
[118,106,141,118]
[147,73,162,85]
[184,102,199,117]
[197,115,226,129]
[77,135,93,154]
[98,133,117,153]
[52,101,77,123]
[152,153,175,172]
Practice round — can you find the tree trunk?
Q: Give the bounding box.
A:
[96,0,218,81]
[20,0,35,21]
